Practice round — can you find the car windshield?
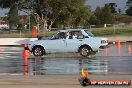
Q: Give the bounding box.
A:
[84,30,94,37]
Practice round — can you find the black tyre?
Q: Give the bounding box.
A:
[33,46,45,56]
[79,46,92,57]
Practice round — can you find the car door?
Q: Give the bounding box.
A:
[44,32,67,53]
[65,31,84,52]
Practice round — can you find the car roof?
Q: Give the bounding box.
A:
[59,29,86,32]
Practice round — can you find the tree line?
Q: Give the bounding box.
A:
[0,0,132,31]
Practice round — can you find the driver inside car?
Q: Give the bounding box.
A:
[73,33,77,39]
[66,32,73,39]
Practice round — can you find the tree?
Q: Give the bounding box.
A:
[8,3,20,29]
[0,0,20,29]
[89,14,99,25]
[0,0,91,30]
[126,0,132,6]
[118,8,122,14]
[94,6,102,24]
[107,3,117,13]
[94,5,113,25]
[28,0,91,30]
[126,0,132,16]
[101,4,113,24]
[126,6,132,16]
[0,0,18,8]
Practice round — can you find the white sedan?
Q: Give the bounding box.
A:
[28,29,108,57]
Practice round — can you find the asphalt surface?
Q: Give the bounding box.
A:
[0,43,132,88]
[0,43,132,75]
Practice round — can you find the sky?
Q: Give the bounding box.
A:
[86,0,127,12]
[0,0,128,16]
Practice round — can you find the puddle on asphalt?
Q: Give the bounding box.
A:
[0,43,132,75]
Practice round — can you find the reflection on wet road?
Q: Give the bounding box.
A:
[0,43,132,75]
[0,47,23,75]
[28,57,108,75]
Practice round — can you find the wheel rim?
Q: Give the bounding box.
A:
[81,47,89,56]
[34,47,43,56]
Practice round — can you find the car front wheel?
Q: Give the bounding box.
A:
[33,46,44,56]
[79,46,92,57]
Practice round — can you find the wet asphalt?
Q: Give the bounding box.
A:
[0,43,132,75]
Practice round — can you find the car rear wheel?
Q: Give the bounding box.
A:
[79,46,92,57]
[33,46,45,56]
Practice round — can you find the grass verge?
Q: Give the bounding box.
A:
[0,28,132,38]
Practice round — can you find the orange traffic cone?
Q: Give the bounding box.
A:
[128,45,131,53]
[117,39,121,49]
[23,44,29,76]
[23,50,30,59]
[23,44,30,58]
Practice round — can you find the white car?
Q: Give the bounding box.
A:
[28,29,108,57]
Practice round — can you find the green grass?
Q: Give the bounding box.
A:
[0,33,32,38]
[39,30,57,37]
[91,28,132,36]
[0,30,57,38]
[0,28,132,38]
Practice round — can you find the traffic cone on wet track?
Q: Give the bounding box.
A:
[23,44,30,76]
[117,38,121,49]
[128,45,132,53]
[23,44,30,58]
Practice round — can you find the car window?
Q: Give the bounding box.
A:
[66,31,84,39]
[74,31,82,37]
[51,32,66,39]
[84,30,94,37]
